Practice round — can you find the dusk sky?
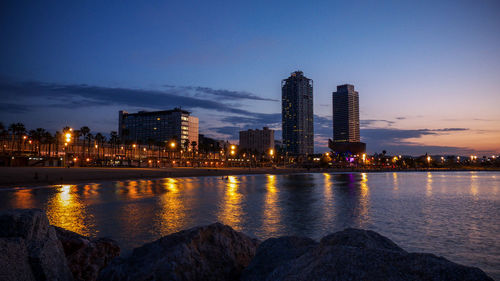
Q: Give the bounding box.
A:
[1,0,499,155]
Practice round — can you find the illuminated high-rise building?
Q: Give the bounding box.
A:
[330,84,365,153]
[281,71,314,155]
[333,84,360,142]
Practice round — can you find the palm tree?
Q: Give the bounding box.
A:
[95,133,106,159]
[190,141,197,159]
[8,123,26,153]
[86,133,94,158]
[43,132,54,157]
[54,131,61,157]
[73,129,82,156]
[0,122,7,153]
[80,126,90,158]
[109,131,119,155]
[29,128,47,156]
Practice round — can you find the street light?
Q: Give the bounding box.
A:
[62,129,73,167]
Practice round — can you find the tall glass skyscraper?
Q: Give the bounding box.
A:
[330,84,365,154]
[332,84,360,142]
[281,71,314,155]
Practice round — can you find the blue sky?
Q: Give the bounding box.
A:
[1,0,499,155]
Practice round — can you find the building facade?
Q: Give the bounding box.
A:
[282,71,314,155]
[118,108,198,145]
[330,84,365,153]
[332,84,360,142]
[239,127,275,154]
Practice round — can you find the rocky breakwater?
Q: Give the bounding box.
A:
[0,209,494,281]
[99,223,259,281]
[0,209,119,281]
[101,225,493,281]
[241,228,494,281]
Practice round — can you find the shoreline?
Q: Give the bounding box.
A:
[1,166,499,189]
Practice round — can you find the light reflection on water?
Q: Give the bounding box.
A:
[45,184,96,236]
[0,171,499,279]
[218,176,244,231]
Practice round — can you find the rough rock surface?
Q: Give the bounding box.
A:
[55,226,120,281]
[0,209,74,281]
[0,238,36,281]
[241,236,317,281]
[242,228,494,281]
[99,222,259,281]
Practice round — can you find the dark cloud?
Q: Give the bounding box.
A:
[395,116,406,120]
[361,128,471,155]
[164,85,278,102]
[0,103,29,113]
[362,128,469,142]
[221,113,281,126]
[361,119,395,127]
[432,128,469,132]
[210,126,243,137]
[0,79,261,117]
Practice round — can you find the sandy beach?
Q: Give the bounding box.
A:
[0,166,312,188]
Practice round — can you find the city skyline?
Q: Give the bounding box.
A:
[1,1,499,155]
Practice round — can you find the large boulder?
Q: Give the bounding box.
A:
[54,226,120,281]
[241,236,317,281]
[0,209,74,281]
[0,238,36,281]
[243,228,493,281]
[99,222,259,281]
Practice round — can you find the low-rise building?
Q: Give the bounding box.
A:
[118,108,198,145]
[239,127,275,154]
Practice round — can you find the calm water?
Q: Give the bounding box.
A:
[1,172,499,279]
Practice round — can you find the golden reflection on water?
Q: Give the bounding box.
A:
[12,189,35,209]
[156,178,187,236]
[46,184,94,236]
[426,172,433,197]
[393,173,399,191]
[470,173,479,197]
[262,175,280,235]
[218,176,243,231]
[322,173,335,224]
[82,183,100,197]
[358,173,370,226]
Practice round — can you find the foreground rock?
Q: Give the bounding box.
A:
[242,228,493,281]
[99,223,259,281]
[55,226,120,281]
[0,209,73,281]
